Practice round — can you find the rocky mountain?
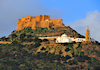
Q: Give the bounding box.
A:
[0,26,100,70]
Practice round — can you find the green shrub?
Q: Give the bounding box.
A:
[12,40,19,45]
[41,47,46,50]
[65,48,70,52]
[34,41,41,48]
[3,60,20,66]
[77,46,82,48]
[93,50,99,53]
[42,39,48,42]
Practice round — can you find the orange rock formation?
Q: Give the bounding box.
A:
[85,26,90,41]
[16,15,65,31]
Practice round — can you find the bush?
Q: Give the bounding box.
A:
[0,36,6,41]
[34,41,41,48]
[19,59,26,64]
[65,55,71,59]
[77,43,82,49]
[41,47,46,50]
[77,56,85,62]
[34,27,48,34]
[26,39,33,42]
[70,67,79,70]
[33,37,42,48]
[68,60,73,65]
[12,40,19,45]
[11,34,17,40]
[59,50,63,54]
[42,39,48,42]
[43,67,51,70]
[3,60,20,66]
[20,33,26,42]
[54,55,61,60]
[61,56,66,61]
[65,48,70,52]
[93,50,99,53]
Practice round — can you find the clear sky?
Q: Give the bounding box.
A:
[0,0,100,42]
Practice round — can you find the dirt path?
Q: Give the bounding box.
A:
[0,41,12,44]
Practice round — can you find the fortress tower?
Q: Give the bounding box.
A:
[85,26,90,41]
[16,15,65,31]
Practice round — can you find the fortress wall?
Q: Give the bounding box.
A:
[40,21,49,29]
[16,15,64,31]
[27,22,33,28]
[36,15,42,21]
[31,17,36,18]
[24,22,31,28]
[18,19,21,22]
[31,21,36,29]
[22,17,25,20]
[31,18,36,21]
[42,15,50,21]
[50,19,63,25]
[17,21,24,31]
[49,21,53,26]
[17,22,20,31]
[17,23,22,31]
[35,21,41,27]
[23,16,32,23]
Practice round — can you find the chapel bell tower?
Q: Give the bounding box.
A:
[85,26,90,41]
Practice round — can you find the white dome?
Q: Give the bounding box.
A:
[61,34,67,37]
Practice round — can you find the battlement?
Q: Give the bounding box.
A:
[36,15,50,21]
[16,15,65,31]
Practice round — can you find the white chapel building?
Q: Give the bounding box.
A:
[56,33,95,43]
[56,34,73,43]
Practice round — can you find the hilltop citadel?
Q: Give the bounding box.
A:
[16,15,94,43]
[17,15,65,31]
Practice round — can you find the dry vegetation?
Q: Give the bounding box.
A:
[0,26,100,70]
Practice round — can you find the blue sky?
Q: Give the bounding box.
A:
[41,0,100,22]
[0,0,100,41]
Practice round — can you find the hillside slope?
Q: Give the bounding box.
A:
[0,26,100,70]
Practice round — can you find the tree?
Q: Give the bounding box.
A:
[11,34,17,40]
[20,33,26,42]
[43,39,48,42]
[0,36,6,41]
[5,38,9,41]
[26,35,33,42]
[25,27,32,33]
[27,35,32,39]
[12,40,19,45]
[65,48,70,52]
[61,56,66,61]
[34,41,41,48]
[41,47,46,50]
[59,50,63,54]
[11,30,16,34]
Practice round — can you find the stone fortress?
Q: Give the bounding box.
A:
[16,15,65,31]
[16,15,95,43]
